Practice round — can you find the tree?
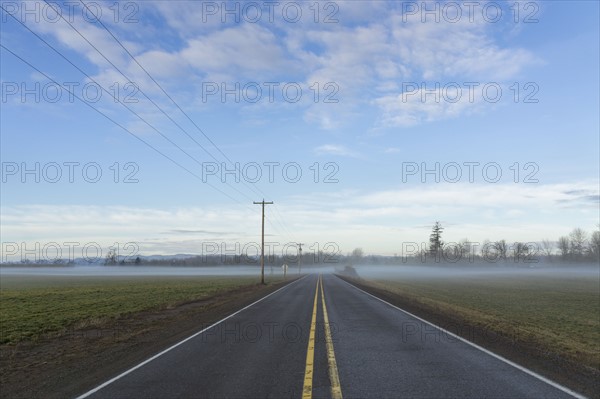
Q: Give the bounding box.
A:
[481,239,496,261]
[557,236,570,258]
[429,221,444,256]
[569,228,588,259]
[512,242,530,261]
[587,230,600,261]
[351,248,364,260]
[105,249,117,265]
[494,240,508,260]
[458,238,473,259]
[541,239,554,256]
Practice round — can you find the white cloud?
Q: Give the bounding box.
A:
[388,16,537,81]
[19,0,539,131]
[2,181,597,258]
[181,24,292,78]
[373,84,487,127]
[296,9,538,128]
[314,144,360,158]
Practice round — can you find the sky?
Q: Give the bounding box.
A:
[1,0,599,261]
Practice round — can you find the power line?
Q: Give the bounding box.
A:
[272,202,296,240]
[39,0,222,165]
[78,0,234,165]
[74,0,297,240]
[0,5,257,207]
[265,211,294,245]
[1,11,202,175]
[0,43,247,207]
[50,2,287,211]
[29,2,296,240]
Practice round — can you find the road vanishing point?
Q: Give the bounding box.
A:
[77,274,582,399]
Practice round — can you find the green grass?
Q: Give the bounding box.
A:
[0,275,267,344]
[367,273,600,370]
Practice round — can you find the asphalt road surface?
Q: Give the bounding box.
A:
[78,274,581,399]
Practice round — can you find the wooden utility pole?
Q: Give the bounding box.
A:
[297,243,304,274]
[253,200,273,284]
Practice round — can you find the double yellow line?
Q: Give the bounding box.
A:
[302,275,343,399]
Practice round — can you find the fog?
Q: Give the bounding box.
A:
[349,263,600,280]
[0,262,598,280]
[0,264,338,277]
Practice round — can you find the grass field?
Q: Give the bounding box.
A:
[0,274,269,344]
[363,272,599,370]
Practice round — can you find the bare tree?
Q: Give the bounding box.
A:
[494,240,508,260]
[481,239,493,259]
[541,239,554,256]
[557,236,570,258]
[443,242,461,261]
[105,249,117,265]
[458,238,469,257]
[512,242,529,261]
[569,228,588,259]
[351,247,364,262]
[481,239,490,252]
[587,230,600,261]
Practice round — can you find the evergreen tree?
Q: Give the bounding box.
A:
[429,221,444,255]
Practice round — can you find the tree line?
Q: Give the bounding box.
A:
[4,223,598,267]
[421,221,600,264]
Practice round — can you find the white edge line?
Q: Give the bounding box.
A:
[336,276,587,399]
[76,275,309,399]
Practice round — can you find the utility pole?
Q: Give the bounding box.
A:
[253,200,273,284]
[297,243,304,274]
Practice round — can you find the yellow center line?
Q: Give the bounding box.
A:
[320,275,343,399]
[302,275,320,399]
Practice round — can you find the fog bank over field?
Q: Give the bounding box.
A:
[0,265,258,277]
[0,264,338,277]
[1,262,598,279]
[349,263,600,280]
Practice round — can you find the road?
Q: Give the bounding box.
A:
[78,274,580,399]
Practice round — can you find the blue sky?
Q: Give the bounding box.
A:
[1,0,598,260]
